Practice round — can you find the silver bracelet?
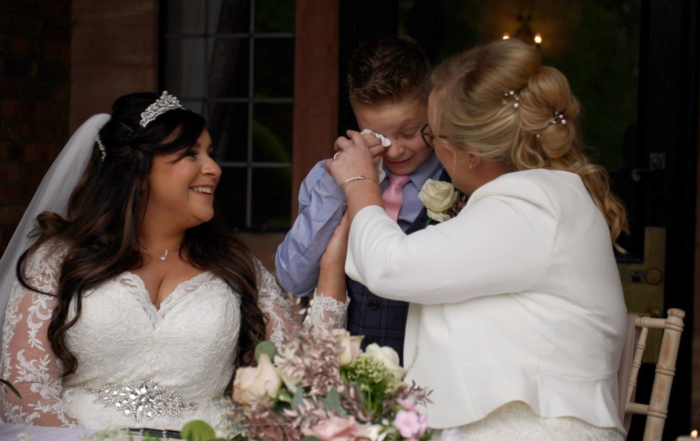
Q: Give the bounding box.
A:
[341,175,378,189]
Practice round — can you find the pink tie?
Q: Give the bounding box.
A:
[382,174,411,222]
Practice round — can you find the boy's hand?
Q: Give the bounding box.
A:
[320,212,350,273]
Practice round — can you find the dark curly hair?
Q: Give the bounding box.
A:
[17,92,266,376]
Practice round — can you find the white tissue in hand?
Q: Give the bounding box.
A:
[361,129,391,147]
[361,129,390,182]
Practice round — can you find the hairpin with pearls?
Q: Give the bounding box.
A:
[502,90,520,108]
[551,112,567,125]
[95,136,106,161]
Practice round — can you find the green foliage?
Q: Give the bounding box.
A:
[181,420,217,441]
[300,437,323,441]
[291,386,305,410]
[255,340,278,363]
[343,355,396,416]
[322,387,348,416]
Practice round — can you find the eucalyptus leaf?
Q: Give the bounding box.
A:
[254,341,278,362]
[181,420,216,441]
[322,387,347,416]
[0,379,20,398]
[278,388,293,403]
[291,387,305,410]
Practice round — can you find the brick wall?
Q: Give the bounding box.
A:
[0,0,72,256]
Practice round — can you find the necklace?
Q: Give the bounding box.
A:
[139,241,181,261]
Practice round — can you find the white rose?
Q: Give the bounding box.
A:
[365,343,406,382]
[338,331,364,367]
[232,353,282,406]
[426,209,452,222]
[418,179,458,214]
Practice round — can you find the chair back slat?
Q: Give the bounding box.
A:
[628,325,648,404]
[624,308,685,441]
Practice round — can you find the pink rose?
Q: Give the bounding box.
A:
[302,416,359,441]
[394,410,428,438]
[397,398,418,411]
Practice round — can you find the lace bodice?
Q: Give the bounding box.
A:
[1,241,347,431]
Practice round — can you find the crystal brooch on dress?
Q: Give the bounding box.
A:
[84,379,198,421]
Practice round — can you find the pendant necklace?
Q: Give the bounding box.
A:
[139,241,181,261]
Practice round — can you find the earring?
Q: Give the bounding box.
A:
[469,161,473,170]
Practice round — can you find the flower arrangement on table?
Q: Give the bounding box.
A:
[193,327,432,441]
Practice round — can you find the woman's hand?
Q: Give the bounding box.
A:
[325,130,380,187]
[317,213,351,301]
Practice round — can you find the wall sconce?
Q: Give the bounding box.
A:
[534,32,542,48]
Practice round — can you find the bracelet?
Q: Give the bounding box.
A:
[341,175,378,189]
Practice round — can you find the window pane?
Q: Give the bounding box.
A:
[209,0,251,34]
[252,168,292,230]
[167,0,206,34]
[253,103,292,163]
[181,99,205,116]
[208,104,248,162]
[254,38,294,98]
[255,0,295,33]
[217,167,247,228]
[207,37,250,98]
[166,38,206,98]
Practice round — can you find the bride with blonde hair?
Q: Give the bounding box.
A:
[327,38,629,440]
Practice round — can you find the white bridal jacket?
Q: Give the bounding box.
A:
[346,169,627,433]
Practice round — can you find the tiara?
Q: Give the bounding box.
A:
[139,91,185,128]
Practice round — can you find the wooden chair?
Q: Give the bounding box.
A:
[624,308,685,441]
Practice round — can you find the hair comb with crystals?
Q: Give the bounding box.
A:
[139,91,185,128]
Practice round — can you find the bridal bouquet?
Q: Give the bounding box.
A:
[225,327,432,441]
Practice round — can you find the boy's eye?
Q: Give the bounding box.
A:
[401,129,420,138]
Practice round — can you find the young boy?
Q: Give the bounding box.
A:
[275,36,448,363]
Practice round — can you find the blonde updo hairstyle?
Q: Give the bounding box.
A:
[431,38,628,251]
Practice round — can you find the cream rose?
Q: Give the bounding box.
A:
[338,331,363,367]
[365,343,406,382]
[418,179,459,214]
[232,353,282,406]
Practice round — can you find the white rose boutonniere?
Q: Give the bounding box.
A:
[418,179,465,223]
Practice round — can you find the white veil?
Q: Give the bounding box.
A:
[0,114,111,345]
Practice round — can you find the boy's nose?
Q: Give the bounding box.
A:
[384,140,405,159]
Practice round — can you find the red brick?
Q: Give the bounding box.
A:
[0,226,18,256]
[0,206,26,224]
[35,102,67,122]
[0,185,36,205]
[0,163,50,184]
[33,123,67,143]
[9,37,30,57]
[3,122,32,141]
[2,99,32,119]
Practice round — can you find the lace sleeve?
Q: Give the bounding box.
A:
[302,290,349,332]
[1,241,78,427]
[255,261,296,351]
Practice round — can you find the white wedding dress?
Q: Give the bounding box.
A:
[0,240,347,433]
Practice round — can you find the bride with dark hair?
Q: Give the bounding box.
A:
[0,92,349,433]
